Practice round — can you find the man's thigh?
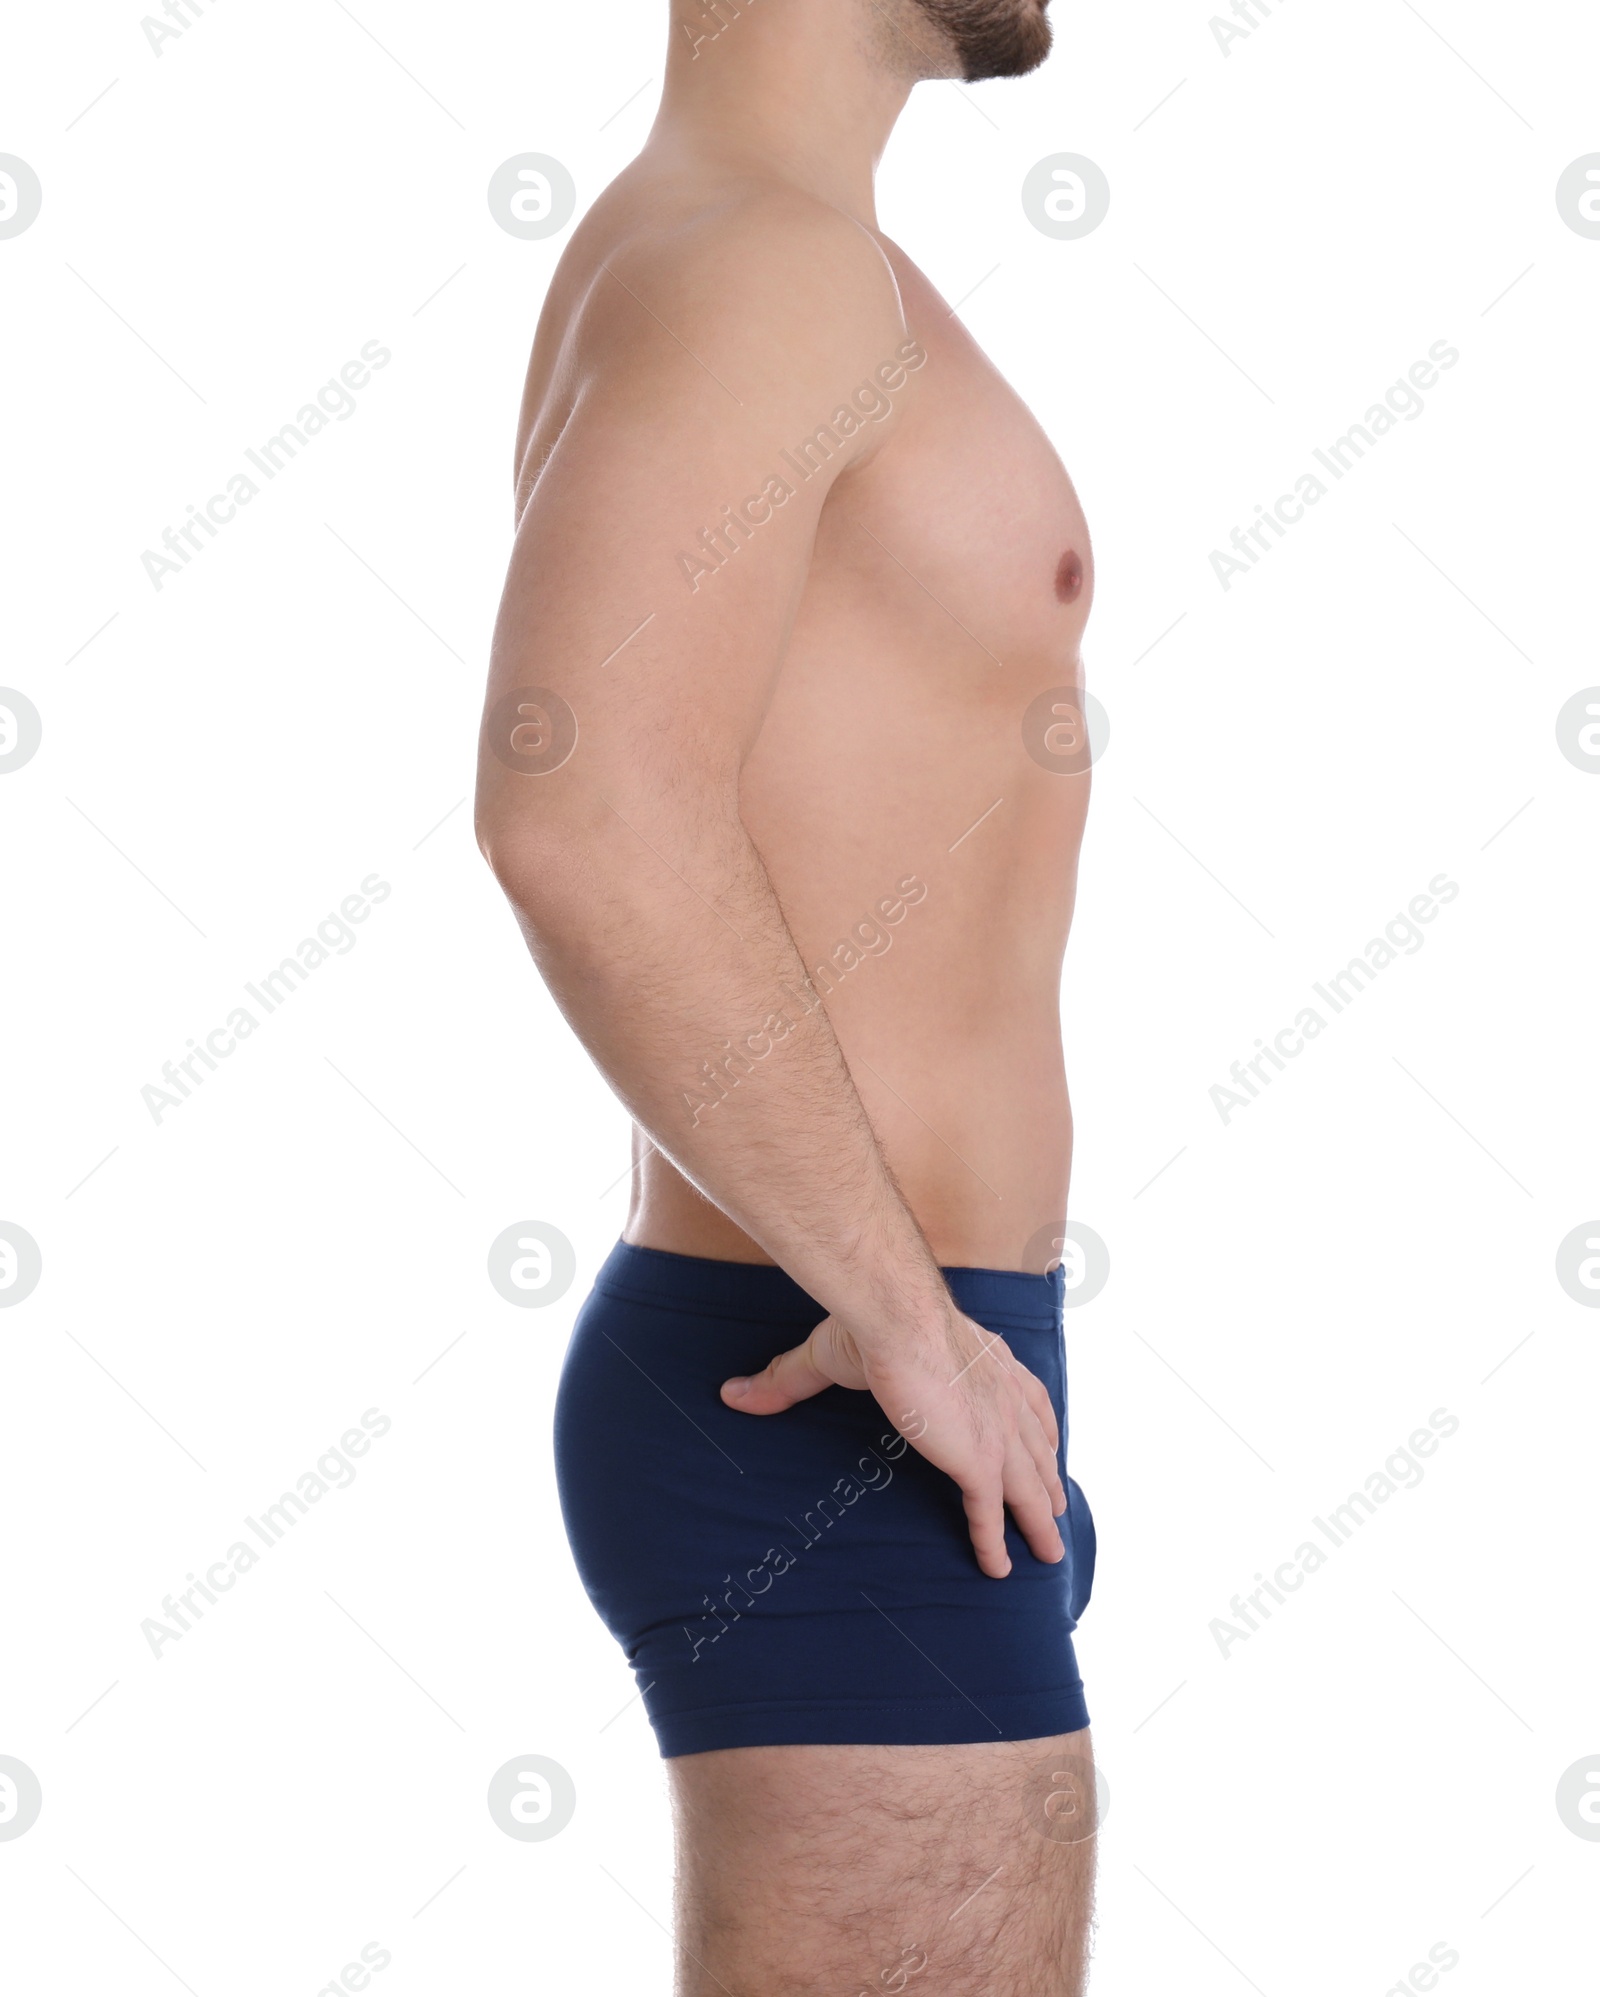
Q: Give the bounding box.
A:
[667,1729,1097,1997]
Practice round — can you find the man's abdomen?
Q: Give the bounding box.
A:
[629,962,1078,1272]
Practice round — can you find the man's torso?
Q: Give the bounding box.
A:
[515,176,1093,1271]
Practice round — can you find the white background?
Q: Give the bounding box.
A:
[2,0,1597,1990]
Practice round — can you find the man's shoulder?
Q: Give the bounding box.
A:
[564,175,909,399]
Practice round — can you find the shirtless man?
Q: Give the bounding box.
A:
[475,1,1100,1988]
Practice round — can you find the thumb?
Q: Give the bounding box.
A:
[722,1331,838,1415]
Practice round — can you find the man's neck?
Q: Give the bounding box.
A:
[649,0,942,228]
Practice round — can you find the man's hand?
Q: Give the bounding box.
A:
[721,1311,1067,1578]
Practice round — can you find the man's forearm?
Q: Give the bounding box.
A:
[488,800,953,1345]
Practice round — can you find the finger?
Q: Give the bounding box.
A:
[722,1334,834,1415]
[1019,1365,1061,1456]
[1019,1402,1068,1516]
[961,1479,1012,1579]
[1003,1440,1066,1566]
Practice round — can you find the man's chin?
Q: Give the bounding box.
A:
[962,34,1046,80]
[946,1,1055,83]
[963,27,1052,82]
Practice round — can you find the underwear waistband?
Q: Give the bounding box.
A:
[592,1239,1065,1332]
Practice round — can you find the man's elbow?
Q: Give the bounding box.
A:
[475,801,586,928]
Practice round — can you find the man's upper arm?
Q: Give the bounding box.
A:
[479,198,915,863]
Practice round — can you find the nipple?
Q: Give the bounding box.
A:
[1055,549,1084,604]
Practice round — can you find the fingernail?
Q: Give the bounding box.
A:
[724,1377,751,1399]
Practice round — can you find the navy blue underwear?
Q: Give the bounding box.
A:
[554,1241,1096,1758]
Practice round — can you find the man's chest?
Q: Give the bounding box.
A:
[810,264,1093,687]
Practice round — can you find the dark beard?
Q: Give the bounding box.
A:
[909,0,1053,80]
